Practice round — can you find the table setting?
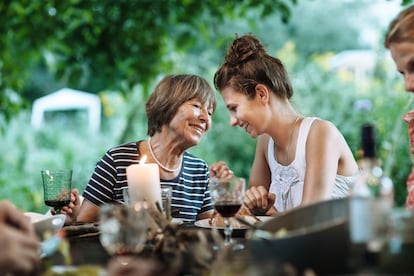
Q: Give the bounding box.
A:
[31,164,414,276]
[36,200,414,276]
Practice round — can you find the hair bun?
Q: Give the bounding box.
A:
[224,34,265,66]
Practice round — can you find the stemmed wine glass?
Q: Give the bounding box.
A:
[41,169,72,214]
[209,176,246,250]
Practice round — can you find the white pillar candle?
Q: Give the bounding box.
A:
[126,162,161,207]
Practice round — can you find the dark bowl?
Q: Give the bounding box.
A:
[246,198,351,275]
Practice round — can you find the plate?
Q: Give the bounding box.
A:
[194,216,272,229]
[25,212,66,238]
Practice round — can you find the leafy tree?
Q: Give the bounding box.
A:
[0,0,297,129]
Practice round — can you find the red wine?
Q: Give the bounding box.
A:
[45,199,70,208]
[214,201,241,217]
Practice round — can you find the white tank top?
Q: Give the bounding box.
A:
[268,117,356,212]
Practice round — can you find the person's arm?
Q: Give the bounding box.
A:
[244,135,275,214]
[0,200,40,275]
[76,150,120,223]
[249,135,271,189]
[302,120,357,205]
[77,199,101,223]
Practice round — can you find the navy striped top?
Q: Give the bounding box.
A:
[83,141,213,221]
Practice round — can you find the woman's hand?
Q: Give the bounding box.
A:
[209,161,234,180]
[54,188,81,225]
[244,186,276,215]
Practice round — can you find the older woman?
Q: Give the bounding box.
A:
[61,74,232,222]
[384,5,414,208]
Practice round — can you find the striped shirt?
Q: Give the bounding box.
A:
[83,141,212,221]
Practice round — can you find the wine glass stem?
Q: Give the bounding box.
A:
[223,218,233,246]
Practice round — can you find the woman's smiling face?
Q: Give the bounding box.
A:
[169,98,213,146]
[220,86,265,138]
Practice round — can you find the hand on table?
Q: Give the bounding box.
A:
[0,200,40,275]
[209,161,234,180]
[244,186,277,215]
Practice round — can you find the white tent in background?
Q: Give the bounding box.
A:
[328,50,377,82]
[31,88,101,133]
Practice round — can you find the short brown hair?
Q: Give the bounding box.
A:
[146,74,216,136]
[385,5,414,48]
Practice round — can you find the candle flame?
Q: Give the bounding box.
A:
[139,155,147,164]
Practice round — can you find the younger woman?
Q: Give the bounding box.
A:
[214,34,359,215]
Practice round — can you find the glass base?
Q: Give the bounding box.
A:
[212,241,245,252]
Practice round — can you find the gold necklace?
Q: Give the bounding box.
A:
[147,137,182,173]
[284,116,301,164]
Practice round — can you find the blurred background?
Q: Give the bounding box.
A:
[1,0,412,213]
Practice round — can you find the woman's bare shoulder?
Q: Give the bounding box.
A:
[309,118,343,137]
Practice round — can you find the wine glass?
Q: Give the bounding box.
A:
[209,176,246,250]
[99,203,147,256]
[41,169,72,214]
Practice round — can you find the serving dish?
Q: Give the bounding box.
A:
[25,212,66,238]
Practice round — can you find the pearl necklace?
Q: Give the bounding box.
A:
[147,137,182,173]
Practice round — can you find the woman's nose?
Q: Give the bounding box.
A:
[230,115,238,127]
[200,107,208,119]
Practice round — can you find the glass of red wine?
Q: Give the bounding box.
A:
[41,169,72,214]
[209,176,245,250]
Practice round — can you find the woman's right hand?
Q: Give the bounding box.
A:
[244,186,276,215]
[209,161,234,180]
[55,188,80,225]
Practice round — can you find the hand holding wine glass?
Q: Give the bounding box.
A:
[41,169,72,215]
[209,176,245,250]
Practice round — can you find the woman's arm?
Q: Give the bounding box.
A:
[245,135,275,214]
[302,119,357,205]
[77,199,100,223]
[249,135,271,188]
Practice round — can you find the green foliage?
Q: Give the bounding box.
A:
[0,0,297,123]
[402,0,414,6]
[0,110,119,212]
